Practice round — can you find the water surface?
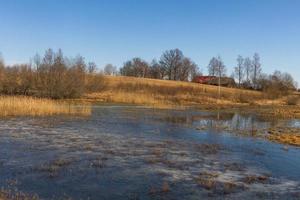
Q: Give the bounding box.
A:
[0,106,299,199]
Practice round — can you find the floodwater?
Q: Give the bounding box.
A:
[0,106,300,199]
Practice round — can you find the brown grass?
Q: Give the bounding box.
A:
[267,127,300,146]
[0,96,91,117]
[161,182,170,193]
[243,175,269,184]
[195,171,244,194]
[83,76,300,120]
[0,189,39,200]
[268,133,300,146]
[85,75,265,108]
[148,181,171,196]
[286,95,300,105]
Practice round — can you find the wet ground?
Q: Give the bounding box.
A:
[0,106,300,199]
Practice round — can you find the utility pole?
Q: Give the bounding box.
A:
[218,64,221,99]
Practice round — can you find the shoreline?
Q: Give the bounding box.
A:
[78,95,300,119]
[0,95,299,147]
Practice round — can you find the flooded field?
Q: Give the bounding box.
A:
[0,105,300,199]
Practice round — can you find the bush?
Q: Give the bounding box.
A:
[85,74,106,92]
[0,49,93,99]
[286,96,300,105]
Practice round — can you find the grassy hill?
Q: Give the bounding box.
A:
[84,75,296,108]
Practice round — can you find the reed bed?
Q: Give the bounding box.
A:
[0,96,91,117]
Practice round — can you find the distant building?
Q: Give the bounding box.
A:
[193,76,216,84]
[193,76,236,87]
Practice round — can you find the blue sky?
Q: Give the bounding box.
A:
[0,0,299,83]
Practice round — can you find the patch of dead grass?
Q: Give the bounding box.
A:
[268,133,300,146]
[0,96,91,117]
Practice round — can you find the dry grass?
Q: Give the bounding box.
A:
[85,75,265,108]
[84,76,300,119]
[267,127,300,146]
[251,106,300,119]
[268,133,300,146]
[0,96,91,117]
[286,95,300,105]
[243,175,269,184]
[195,171,243,194]
[0,189,39,200]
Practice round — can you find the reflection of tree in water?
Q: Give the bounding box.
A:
[196,112,289,134]
[231,114,259,136]
[158,110,297,134]
[161,112,235,127]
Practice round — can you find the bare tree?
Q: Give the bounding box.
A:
[0,49,99,98]
[208,56,226,77]
[52,49,68,98]
[252,53,262,89]
[159,49,184,80]
[34,49,87,98]
[259,71,297,98]
[120,61,134,77]
[104,64,117,75]
[65,55,86,98]
[0,54,4,91]
[43,48,55,66]
[213,56,227,98]
[120,58,148,77]
[179,57,198,81]
[148,60,164,79]
[207,57,219,76]
[118,49,198,82]
[18,64,34,95]
[39,48,55,97]
[243,57,252,87]
[273,70,297,90]
[88,62,97,74]
[2,66,19,94]
[234,55,244,87]
[217,56,226,77]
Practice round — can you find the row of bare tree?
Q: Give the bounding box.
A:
[0,48,297,99]
[206,53,297,94]
[0,49,99,98]
[259,70,297,97]
[206,53,262,89]
[230,53,262,89]
[120,49,199,81]
[119,49,297,93]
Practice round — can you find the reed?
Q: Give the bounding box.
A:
[0,96,91,117]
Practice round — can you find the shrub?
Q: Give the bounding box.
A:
[0,49,93,99]
[286,96,300,105]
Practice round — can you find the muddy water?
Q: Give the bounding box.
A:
[0,106,300,199]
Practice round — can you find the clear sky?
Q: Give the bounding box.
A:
[0,0,299,83]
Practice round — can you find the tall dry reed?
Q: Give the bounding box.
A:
[0,96,91,117]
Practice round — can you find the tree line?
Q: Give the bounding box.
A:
[229,53,297,97]
[0,48,298,99]
[119,49,199,81]
[0,49,102,99]
[119,49,297,96]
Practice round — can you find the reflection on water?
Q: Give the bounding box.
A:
[0,106,299,199]
[157,109,296,132]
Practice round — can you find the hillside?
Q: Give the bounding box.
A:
[84,75,295,108]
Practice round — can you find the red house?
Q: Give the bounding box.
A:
[193,76,216,84]
[193,75,236,87]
